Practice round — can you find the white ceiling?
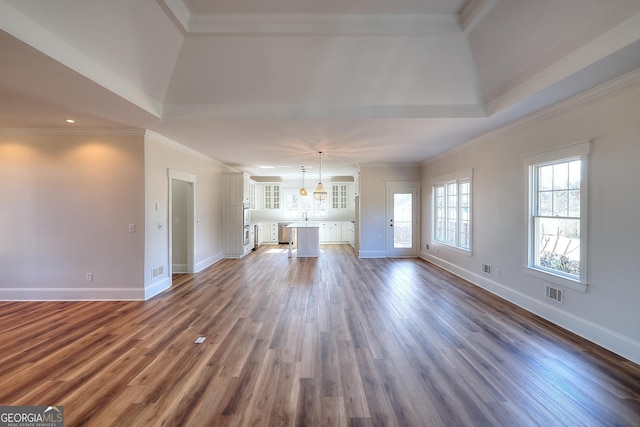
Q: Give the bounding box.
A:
[1,0,640,178]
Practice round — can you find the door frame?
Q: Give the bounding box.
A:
[168,169,196,278]
[385,181,420,257]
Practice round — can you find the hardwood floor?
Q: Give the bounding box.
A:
[1,245,639,426]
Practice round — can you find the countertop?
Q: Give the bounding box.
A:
[286,222,321,228]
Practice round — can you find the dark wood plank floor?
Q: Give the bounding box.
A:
[1,245,639,426]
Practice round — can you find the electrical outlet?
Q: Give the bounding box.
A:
[426,244,429,250]
[86,273,93,282]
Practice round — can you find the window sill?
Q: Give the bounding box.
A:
[524,266,588,292]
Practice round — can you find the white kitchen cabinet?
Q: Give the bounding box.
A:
[249,180,256,210]
[260,222,278,244]
[331,183,354,210]
[222,172,251,258]
[222,172,250,205]
[318,221,347,243]
[254,183,281,210]
[264,184,281,209]
[346,221,355,248]
[342,222,351,242]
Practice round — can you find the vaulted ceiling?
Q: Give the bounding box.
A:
[2,0,640,177]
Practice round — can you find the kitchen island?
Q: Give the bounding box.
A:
[287,222,320,258]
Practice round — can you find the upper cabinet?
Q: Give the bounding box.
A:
[331,183,354,210]
[249,180,256,209]
[222,172,250,205]
[254,183,281,210]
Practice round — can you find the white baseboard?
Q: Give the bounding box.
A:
[195,252,223,272]
[420,251,640,365]
[144,277,171,300]
[0,287,145,301]
[358,250,387,258]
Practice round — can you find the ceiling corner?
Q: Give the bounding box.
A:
[459,0,497,34]
[160,0,192,32]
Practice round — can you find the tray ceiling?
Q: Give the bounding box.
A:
[1,0,640,177]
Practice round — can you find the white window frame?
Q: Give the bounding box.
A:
[431,169,473,256]
[524,140,590,292]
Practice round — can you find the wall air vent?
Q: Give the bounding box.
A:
[482,264,492,275]
[545,285,563,304]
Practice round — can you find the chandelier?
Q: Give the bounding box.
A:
[313,151,327,201]
[299,166,307,196]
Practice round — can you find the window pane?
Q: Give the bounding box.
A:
[459,219,470,249]
[538,191,553,216]
[534,217,580,277]
[553,163,569,190]
[394,193,412,248]
[459,182,470,195]
[568,160,581,189]
[433,179,471,250]
[447,182,457,197]
[568,190,580,217]
[538,165,553,191]
[460,194,469,209]
[553,190,568,216]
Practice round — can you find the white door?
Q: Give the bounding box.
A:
[386,182,419,257]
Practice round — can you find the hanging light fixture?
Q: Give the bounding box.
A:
[299,166,308,196]
[313,151,328,201]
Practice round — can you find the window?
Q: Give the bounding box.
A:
[526,141,589,289]
[432,170,472,252]
[283,189,326,219]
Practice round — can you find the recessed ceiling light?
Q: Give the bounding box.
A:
[64,119,76,124]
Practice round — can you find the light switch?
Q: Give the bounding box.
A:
[128,224,135,233]
[155,202,160,211]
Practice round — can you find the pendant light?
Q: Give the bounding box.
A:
[299,166,308,196]
[313,151,328,201]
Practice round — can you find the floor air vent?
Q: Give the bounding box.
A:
[545,285,563,304]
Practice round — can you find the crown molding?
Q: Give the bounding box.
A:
[426,67,640,164]
[144,130,215,162]
[459,0,497,34]
[0,128,145,136]
[160,1,461,36]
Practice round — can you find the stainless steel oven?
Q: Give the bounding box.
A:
[243,225,251,246]
[243,201,250,226]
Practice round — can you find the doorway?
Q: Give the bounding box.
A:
[168,170,196,280]
[386,182,419,257]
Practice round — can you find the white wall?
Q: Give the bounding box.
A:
[0,132,146,300]
[144,132,224,299]
[359,165,420,258]
[421,80,640,364]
